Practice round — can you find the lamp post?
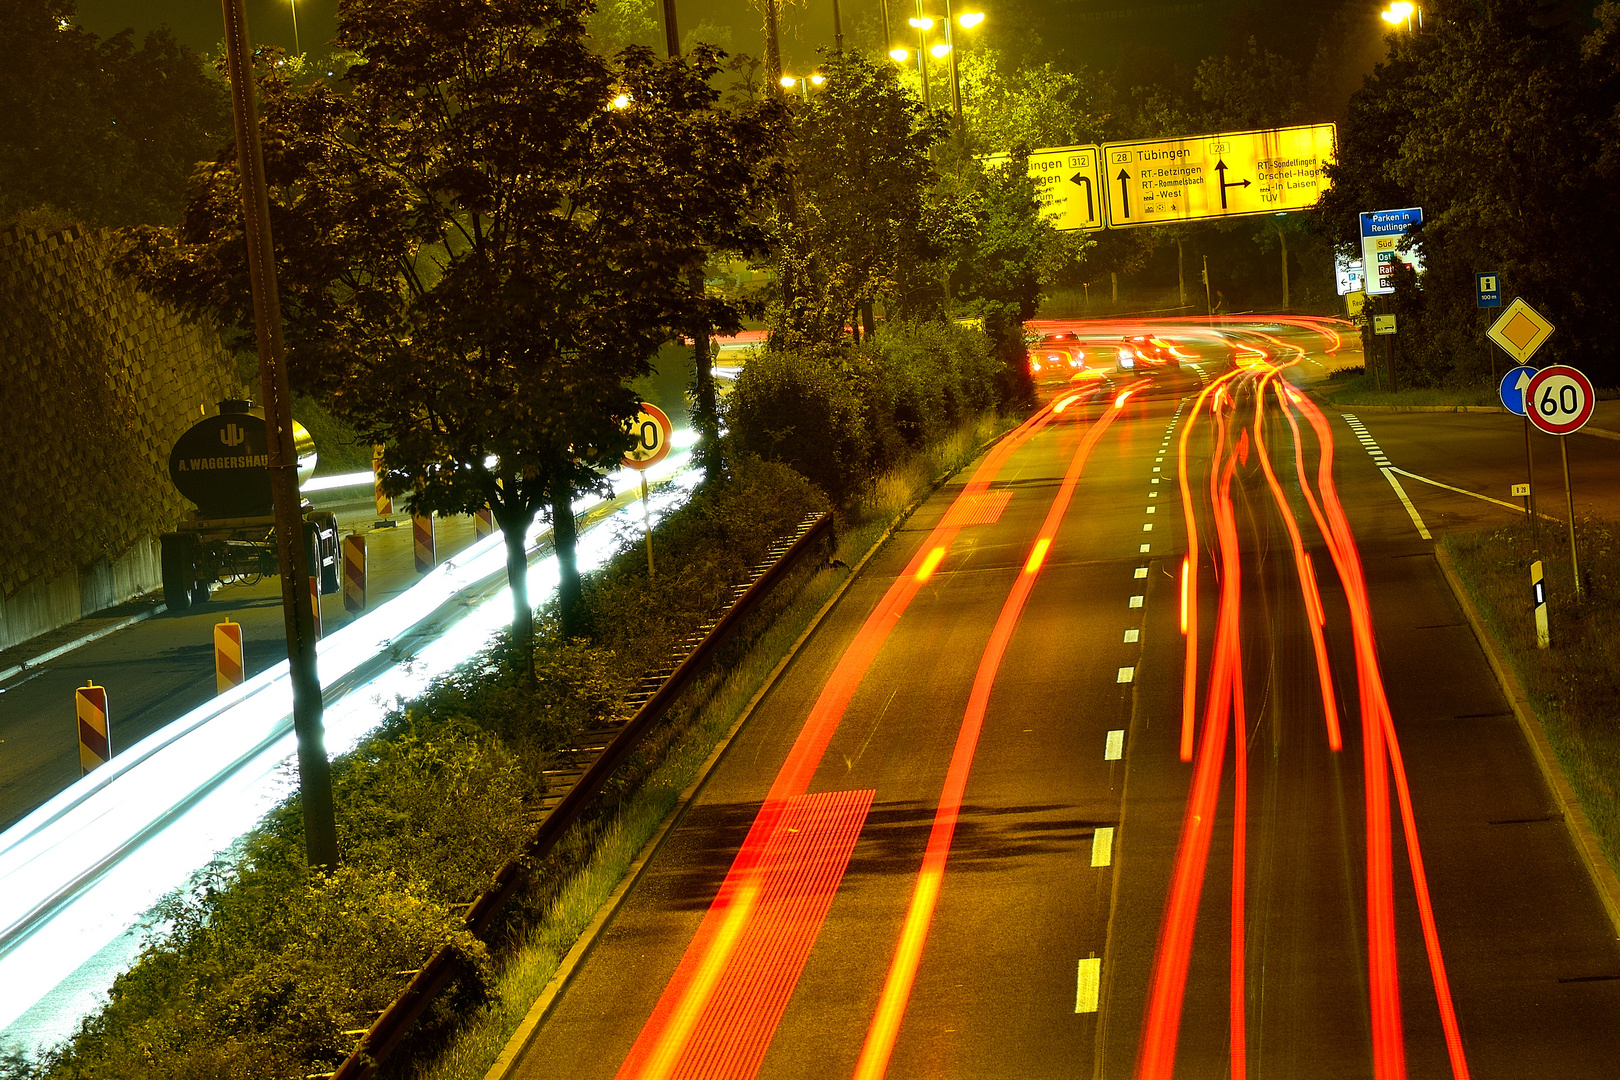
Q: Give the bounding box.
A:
[1381,1,1419,31]
[288,0,300,54]
[943,7,984,136]
[907,11,933,110]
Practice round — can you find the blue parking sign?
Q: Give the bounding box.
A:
[1476,271,1502,308]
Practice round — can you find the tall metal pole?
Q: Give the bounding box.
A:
[914,0,931,110]
[219,0,338,868]
[1561,436,1582,599]
[944,0,963,134]
[661,0,680,57]
[764,0,784,93]
[880,0,893,54]
[1524,415,1540,552]
[832,0,844,54]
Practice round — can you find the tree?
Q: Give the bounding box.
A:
[0,0,231,229]
[125,0,786,671]
[771,50,946,347]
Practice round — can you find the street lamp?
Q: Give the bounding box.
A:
[943,5,984,136]
[907,13,934,109]
[1381,1,1420,30]
[288,0,300,54]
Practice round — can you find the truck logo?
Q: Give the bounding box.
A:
[220,423,246,448]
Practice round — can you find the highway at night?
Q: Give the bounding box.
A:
[502,319,1620,1079]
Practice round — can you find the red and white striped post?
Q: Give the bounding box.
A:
[474,505,494,540]
[342,534,366,613]
[214,619,244,694]
[75,682,110,776]
[414,513,436,574]
[372,445,392,517]
[308,576,323,640]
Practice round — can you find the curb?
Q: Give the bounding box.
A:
[0,605,161,687]
[481,421,1019,1080]
[1432,545,1620,940]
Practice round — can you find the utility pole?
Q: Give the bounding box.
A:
[662,0,679,57]
[880,0,893,54]
[1177,237,1186,308]
[833,0,844,53]
[219,0,337,868]
[764,0,784,92]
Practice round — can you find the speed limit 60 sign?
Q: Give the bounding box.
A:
[1525,364,1596,435]
[621,402,673,470]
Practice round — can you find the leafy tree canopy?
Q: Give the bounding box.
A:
[125,0,788,653]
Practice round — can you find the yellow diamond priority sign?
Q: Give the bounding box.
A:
[1487,297,1555,363]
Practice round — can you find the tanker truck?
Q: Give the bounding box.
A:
[160,399,340,613]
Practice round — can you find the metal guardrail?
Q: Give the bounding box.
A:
[328,510,834,1080]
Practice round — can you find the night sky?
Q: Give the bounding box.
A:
[70,0,1325,79]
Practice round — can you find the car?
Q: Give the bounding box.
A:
[1116,335,1182,372]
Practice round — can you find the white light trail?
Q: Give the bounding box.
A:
[0,451,700,1051]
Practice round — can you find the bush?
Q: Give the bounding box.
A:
[726,320,1003,503]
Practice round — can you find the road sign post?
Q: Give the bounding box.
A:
[1499,364,1541,546]
[1526,363,1595,600]
[1477,271,1502,381]
[621,402,674,580]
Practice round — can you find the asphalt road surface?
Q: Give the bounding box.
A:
[0,497,482,831]
[507,318,1620,1080]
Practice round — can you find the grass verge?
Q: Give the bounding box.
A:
[1316,367,1500,409]
[1441,515,1620,876]
[404,413,1015,1080]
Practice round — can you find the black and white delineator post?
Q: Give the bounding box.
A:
[1531,559,1550,650]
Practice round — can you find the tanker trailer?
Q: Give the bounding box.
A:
[160,400,340,612]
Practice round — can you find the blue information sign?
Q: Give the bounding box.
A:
[1499,365,1538,416]
[1359,207,1424,237]
[1476,271,1502,308]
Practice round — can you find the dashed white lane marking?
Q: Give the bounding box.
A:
[1134,567,1149,578]
[1149,491,1159,498]
[1139,543,1151,553]
[1077,958,1102,1013]
[1123,628,1140,643]
[1152,466,1161,472]
[1381,467,1433,540]
[1116,667,1135,685]
[1145,505,1156,513]
[1105,728,1125,756]
[1091,827,1115,868]
[1142,522,1154,531]
[1151,478,1160,484]
[1129,595,1144,608]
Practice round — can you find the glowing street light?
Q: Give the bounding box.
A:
[957,11,985,27]
[780,74,799,88]
[930,42,951,58]
[611,93,631,109]
[1381,1,1418,30]
[908,16,935,28]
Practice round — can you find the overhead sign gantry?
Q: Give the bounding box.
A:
[1100,123,1337,228]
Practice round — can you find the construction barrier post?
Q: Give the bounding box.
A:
[309,577,323,640]
[414,513,436,574]
[343,534,366,613]
[1532,560,1550,649]
[214,619,245,694]
[373,445,392,518]
[474,505,494,540]
[75,682,110,776]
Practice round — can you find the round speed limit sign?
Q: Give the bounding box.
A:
[1525,364,1596,436]
[621,402,673,470]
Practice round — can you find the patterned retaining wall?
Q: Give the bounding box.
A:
[0,223,245,651]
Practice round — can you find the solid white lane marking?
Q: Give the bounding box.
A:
[1381,467,1433,540]
[1139,543,1151,553]
[1134,567,1149,578]
[1129,595,1144,608]
[1123,628,1140,643]
[1091,827,1115,868]
[1115,667,1135,685]
[1105,728,1125,756]
[1387,466,1531,512]
[1077,958,1102,1013]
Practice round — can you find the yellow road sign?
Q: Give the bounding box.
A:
[982,145,1106,232]
[1487,297,1555,363]
[1101,123,1337,228]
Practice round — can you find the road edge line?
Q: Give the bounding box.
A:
[1432,545,1620,940]
[481,420,1019,1080]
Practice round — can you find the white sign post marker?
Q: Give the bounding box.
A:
[1532,560,1550,649]
[1526,364,1595,599]
[621,402,674,579]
